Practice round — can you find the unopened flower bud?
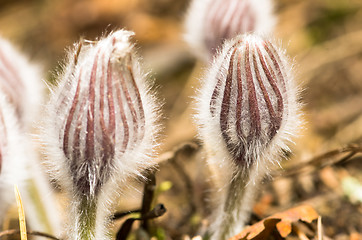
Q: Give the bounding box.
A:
[0,37,43,127]
[195,34,301,240]
[0,37,61,235]
[43,30,160,239]
[0,92,27,224]
[0,109,4,174]
[184,0,276,60]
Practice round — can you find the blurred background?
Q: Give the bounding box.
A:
[1,0,362,239]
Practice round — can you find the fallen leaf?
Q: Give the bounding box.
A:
[230,205,319,240]
[350,232,362,240]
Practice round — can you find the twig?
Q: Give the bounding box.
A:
[170,157,197,227]
[116,204,166,240]
[162,141,200,227]
[112,209,141,220]
[157,141,201,165]
[274,144,362,178]
[299,29,362,85]
[0,230,61,240]
[140,170,157,231]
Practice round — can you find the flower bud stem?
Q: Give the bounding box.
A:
[217,172,248,240]
[211,166,263,240]
[77,197,98,240]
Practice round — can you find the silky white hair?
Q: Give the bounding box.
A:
[41,30,161,240]
[194,34,302,240]
[0,92,28,224]
[0,36,44,128]
[184,0,276,61]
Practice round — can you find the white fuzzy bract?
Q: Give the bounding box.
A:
[194,34,302,240]
[0,37,60,234]
[0,91,28,224]
[42,30,160,239]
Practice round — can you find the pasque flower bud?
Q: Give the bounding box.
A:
[195,34,301,240]
[0,37,60,235]
[0,109,3,174]
[43,30,160,239]
[0,37,43,127]
[184,0,275,60]
[0,91,28,224]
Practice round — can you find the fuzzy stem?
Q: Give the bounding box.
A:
[76,197,98,240]
[215,171,248,240]
[211,167,263,240]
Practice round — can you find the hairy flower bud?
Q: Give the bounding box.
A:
[197,34,300,171]
[195,34,301,240]
[0,92,27,223]
[43,30,160,239]
[184,0,275,60]
[0,109,4,174]
[0,109,5,175]
[0,37,43,126]
[0,37,60,235]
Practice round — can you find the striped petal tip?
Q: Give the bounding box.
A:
[196,34,301,172]
[44,30,159,198]
[195,33,302,240]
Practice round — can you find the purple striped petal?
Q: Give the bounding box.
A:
[0,107,6,173]
[47,31,152,197]
[198,34,298,168]
[204,0,256,55]
[0,49,25,118]
[184,0,275,60]
[0,37,43,127]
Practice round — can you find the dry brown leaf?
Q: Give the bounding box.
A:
[350,232,362,240]
[252,193,274,217]
[230,205,319,240]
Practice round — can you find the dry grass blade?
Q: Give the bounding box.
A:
[14,185,28,240]
[318,216,323,240]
